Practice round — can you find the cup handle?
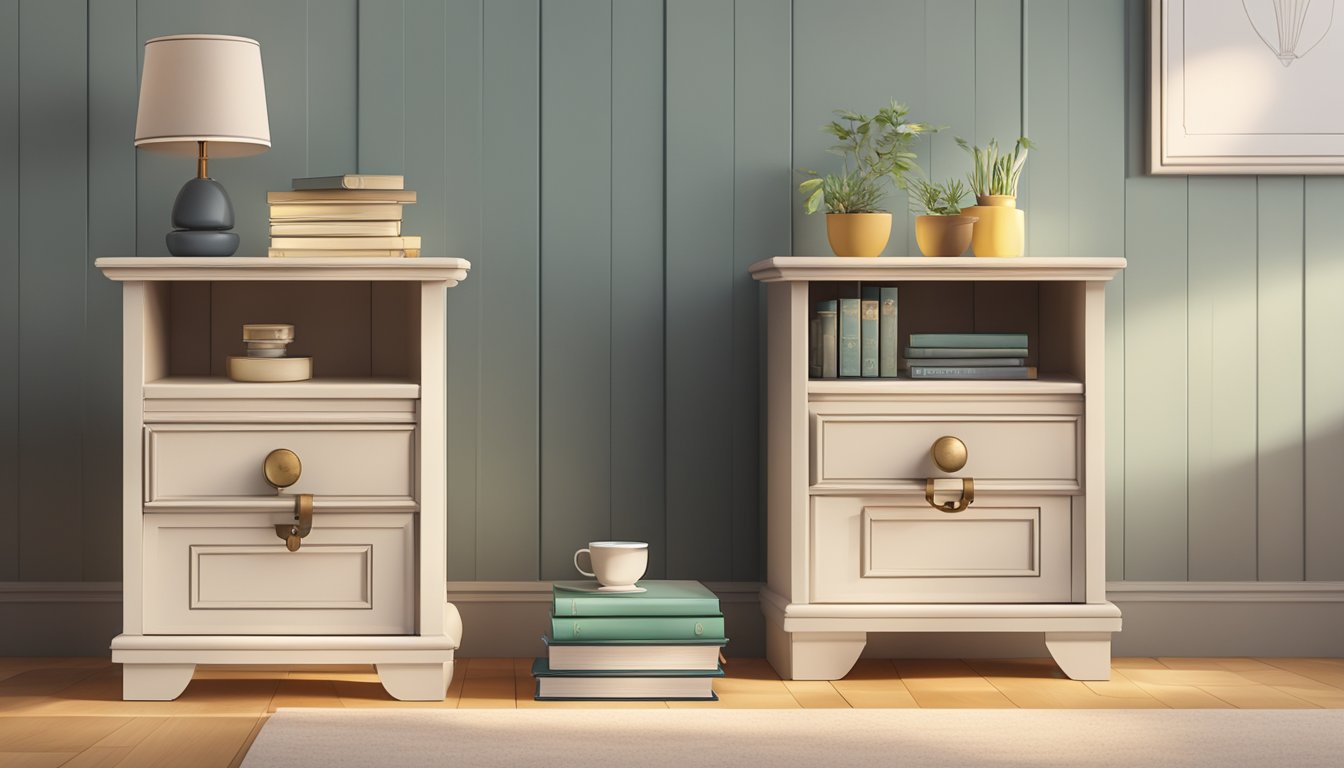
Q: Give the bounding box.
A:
[574,548,595,578]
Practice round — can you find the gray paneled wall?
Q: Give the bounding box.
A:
[0,0,1341,585]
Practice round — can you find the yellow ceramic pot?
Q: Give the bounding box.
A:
[825,212,892,257]
[914,214,978,257]
[963,195,1025,257]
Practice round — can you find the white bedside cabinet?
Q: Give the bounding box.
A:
[750,257,1125,681]
[96,257,470,701]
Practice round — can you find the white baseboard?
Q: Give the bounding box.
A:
[2,581,1341,658]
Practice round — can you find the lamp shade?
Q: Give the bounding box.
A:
[134,34,270,157]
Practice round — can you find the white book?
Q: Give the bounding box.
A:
[291,174,404,190]
[545,639,724,672]
[268,236,421,250]
[270,221,401,237]
[268,203,404,221]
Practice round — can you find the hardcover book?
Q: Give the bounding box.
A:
[908,332,1028,349]
[907,366,1038,380]
[551,580,721,617]
[550,614,725,642]
[810,318,822,378]
[904,346,1029,358]
[268,235,421,250]
[860,288,879,378]
[267,248,420,258]
[542,636,726,671]
[268,202,404,221]
[906,357,1025,367]
[269,221,401,237]
[879,287,898,378]
[816,300,838,379]
[531,658,721,701]
[291,174,404,190]
[267,189,418,204]
[839,298,861,377]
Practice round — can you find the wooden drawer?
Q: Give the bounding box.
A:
[143,511,415,635]
[145,423,415,501]
[810,402,1081,491]
[809,494,1072,603]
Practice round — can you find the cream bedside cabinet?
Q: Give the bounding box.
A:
[96,257,470,701]
[751,257,1125,681]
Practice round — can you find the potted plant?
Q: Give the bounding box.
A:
[956,136,1034,257]
[798,102,936,257]
[909,178,977,257]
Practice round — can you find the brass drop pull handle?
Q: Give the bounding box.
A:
[927,436,973,512]
[276,493,314,551]
[926,477,975,513]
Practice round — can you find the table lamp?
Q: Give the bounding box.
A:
[134,34,270,257]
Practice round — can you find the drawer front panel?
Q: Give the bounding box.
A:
[144,511,414,634]
[811,495,1071,603]
[813,413,1079,490]
[146,423,415,501]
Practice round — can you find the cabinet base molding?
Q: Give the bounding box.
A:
[122,663,196,701]
[1043,632,1113,681]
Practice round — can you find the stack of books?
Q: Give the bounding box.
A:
[268,174,420,258]
[532,581,727,701]
[809,286,899,379]
[904,332,1036,379]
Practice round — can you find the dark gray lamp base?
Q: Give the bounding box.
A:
[166,177,240,257]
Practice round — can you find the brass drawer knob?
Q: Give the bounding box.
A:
[263,448,302,491]
[930,435,968,473]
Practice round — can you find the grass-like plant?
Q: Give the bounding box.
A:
[955,136,1035,198]
[799,101,937,215]
[908,177,970,216]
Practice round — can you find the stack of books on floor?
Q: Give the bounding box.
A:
[810,286,899,379]
[268,174,420,258]
[904,332,1036,379]
[533,580,727,701]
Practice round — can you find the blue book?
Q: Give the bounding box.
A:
[908,332,1028,349]
[860,288,879,377]
[839,298,861,377]
[879,287,898,378]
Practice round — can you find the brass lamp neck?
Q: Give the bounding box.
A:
[196,140,209,179]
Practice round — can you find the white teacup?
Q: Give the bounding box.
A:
[574,541,648,589]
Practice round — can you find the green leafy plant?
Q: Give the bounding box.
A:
[908,177,969,216]
[799,101,937,215]
[955,136,1035,197]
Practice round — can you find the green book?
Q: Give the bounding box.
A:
[550,614,726,642]
[905,346,1029,358]
[552,580,721,617]
[907,365,1038,380]
[908,332,1028,349]
[860,288,879,377]
[839,298,861,377]
[817,300,838,378]
[879,287,898,378]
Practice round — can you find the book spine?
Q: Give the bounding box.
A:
[908,333,1028,349]
[904,347,1029,358]
[879,287,898,378]
[905,357,1025,367]
[551,615,726,641]
[838,299,861,377]
[809,318,822,378]
[552,597,724,617]
[860,289,879,378]
[817,302,838,379]
[907,366,1037,380]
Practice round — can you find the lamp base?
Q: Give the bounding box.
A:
[166,176,240,257]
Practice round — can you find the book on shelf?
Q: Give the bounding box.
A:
[269,235,421,250]
[809,318,822,378]
[269,220,402,237]
[908,332,1028,349]
[904,357,1025,367]
[906,366,1038,380]
[531,658,721,701]
[267,248,420,258]
[879,287,898,377]
[291,174,404,190]
[268,202,404,221]
[860,288,879,378]
[542,636,726,672]
[551,580,722,617]
[550,614,725,642]
[268,189,418,204]
[816,300,838,379]
[904,346,1029,358]
[838,298,861,377]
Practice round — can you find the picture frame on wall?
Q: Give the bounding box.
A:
[1150,0,1344,174]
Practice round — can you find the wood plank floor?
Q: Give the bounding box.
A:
[0,657,1340,767]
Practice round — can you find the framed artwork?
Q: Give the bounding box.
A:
[1151,0,1344,174]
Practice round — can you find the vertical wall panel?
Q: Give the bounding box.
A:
[1186,178,1258,581]
[609,0,667,577]
[357,0,405,174]
[85,0,138,580]
[0,0,17,580]
[923,1,975,189]
[732,0,791,580]
[1256,177,1304,581]
[540,0,613,579]
[975,0,1024,211]
[665,0,735,578]
[443,0,484,580]
[306,0,358,175]
[18,0,88,580]
[1304,178,1344,581]
[476,0,540,579]
[1024,0,1068,257]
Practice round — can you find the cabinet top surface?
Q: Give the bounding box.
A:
[95,257,472,283]
[749,256,1126,282]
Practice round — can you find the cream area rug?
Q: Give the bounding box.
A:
[242,708,1344,767]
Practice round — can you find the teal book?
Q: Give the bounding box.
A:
[907,366,1037,380]
[905,346,1029,358]
[860,288,879,377]
[552,580,721,617]
[838,298,861,377]
[550,614,726,642]
[817,301,838,378]
[809,318,822,378]
[879,287,898,378]
[908,332,1028,349]
[906,357,1025,367]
